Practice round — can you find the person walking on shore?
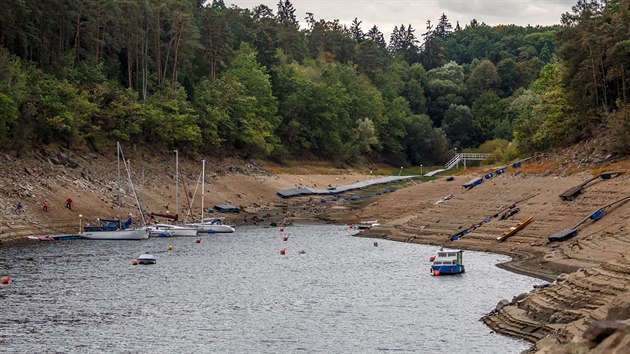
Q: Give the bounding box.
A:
[43,200,49,212]
[65,197,73,210]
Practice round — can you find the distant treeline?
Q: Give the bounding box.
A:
[0,0,629,164]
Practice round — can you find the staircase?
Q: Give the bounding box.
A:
[426,153,491,177]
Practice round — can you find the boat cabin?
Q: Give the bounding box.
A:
[430,250,465,275]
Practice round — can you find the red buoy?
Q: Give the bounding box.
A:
[433,270,440,276]
[429,256,436,262]
[283,236,288,241]
[280,227,285,232]
[195,238,201,243]
[1,276,10,284]
[131,259,138,266]
[280,249,286,255]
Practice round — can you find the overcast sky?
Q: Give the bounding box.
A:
[225,0,576,39]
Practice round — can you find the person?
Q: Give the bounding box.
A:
[65,197,73,210]
[15,202,24,213]
[43,200,49,212]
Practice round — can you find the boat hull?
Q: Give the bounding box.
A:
[430,265,465,275]
[195,224,235,233]
[149,224,199,237]
[81,229,149,240]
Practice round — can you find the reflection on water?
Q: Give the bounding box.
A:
[0,224,535,353]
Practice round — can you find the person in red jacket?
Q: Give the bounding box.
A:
[43,200,49,212]
[65,197,73,210]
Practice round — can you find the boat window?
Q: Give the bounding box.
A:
[433,261,442,265]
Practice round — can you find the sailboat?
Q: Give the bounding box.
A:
[185,160,235,234]
[81,142,149,240]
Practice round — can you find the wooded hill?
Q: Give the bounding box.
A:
[0,0,628,165]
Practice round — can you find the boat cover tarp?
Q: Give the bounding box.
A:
[463,177,483,190]
[214,204,241,213]
[276,176,416,198]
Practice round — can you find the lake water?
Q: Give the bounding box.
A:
[0,224,536,353]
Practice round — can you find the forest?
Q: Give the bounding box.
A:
[0,0,629,166]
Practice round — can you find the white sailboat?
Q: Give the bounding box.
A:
[150,223,198,237]
[81,142,149,240]
[185,160,235,234]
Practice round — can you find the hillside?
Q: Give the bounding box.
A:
[0,145,373,242]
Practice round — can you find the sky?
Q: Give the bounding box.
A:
[224,0,576,39]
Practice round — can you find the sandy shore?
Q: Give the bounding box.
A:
[2,150,630,353]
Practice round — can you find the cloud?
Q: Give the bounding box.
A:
[225,0,575,37]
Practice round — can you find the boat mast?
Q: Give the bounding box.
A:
[174,149,179,219]
[201,159,205,223]
[119,146,147,227]
[117,141,121,207]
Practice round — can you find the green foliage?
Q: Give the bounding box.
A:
[466,60,500,99]
[605,102,630,154]
[475,138,509,163]
[2,0,616,164]
[441,104,480,148]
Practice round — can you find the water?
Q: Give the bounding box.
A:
[0,224,536,353]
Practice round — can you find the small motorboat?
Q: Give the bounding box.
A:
[430,249,465,276]
[137,253,156,265]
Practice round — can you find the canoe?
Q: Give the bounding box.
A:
[497,216,533,241]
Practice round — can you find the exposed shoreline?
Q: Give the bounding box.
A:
[2,150,630,352]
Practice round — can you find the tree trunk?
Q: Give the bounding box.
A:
[172,23,184,86]
[155,9,162,86]
[72,2,83,67]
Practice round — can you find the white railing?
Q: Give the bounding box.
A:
[444,153,491,170]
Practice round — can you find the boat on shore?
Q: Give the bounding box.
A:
[497,216,533,241]
[352,220,380,230]
[430,249,465,276]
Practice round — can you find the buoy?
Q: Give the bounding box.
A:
[280,249,286,255]
[195,238,201,243]
[283,236,288,241]
[167,245,173,251]
[373,242,378,247]
[433,270,440,276]
[280,227,285,232]
[1,276,10,284]
[430,256,436,262]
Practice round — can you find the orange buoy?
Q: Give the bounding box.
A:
[283,236,289,241]
[195,238,201,243]
[131,259,138,265]
[280,248,286,255]
[433,270,440,276]
[1,276,10,284]
[429,256,436,262]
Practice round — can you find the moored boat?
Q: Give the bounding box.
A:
[81,229,149,240]
[191,218,235,233]
[150,223,198,237]
[137,253,156,264]
[430,249,465,276]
